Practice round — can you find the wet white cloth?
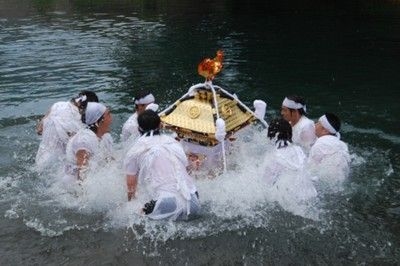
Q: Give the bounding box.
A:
[253,99,267,120]
[35,101,84,170]
[120,104,159,143]
[215,118,226,142]
[292,116,316,153]
[282,97,306,112]
[124,134,200,220]
[261,142,317,204]
[307,135,350,183]
[121,112,139,142]
[134,94,155,105]
[180,140,232,171]
[64,129,114,181]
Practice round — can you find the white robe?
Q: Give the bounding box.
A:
[64,129,114,181]
[261,142,317,205]
[308,135,351,183]
[124,134,200,220]
[36,101,84,170]
[121,112,140,142]
[180,140,231,172]
[292,116,316,153]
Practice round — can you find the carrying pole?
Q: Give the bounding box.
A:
[206,80,227,173]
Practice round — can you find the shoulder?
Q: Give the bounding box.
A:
[127,113,138,122]
[72,129,97,143]
[67,129,98,154]
[300,116,314,126]
[50,101,69,112]
[314,135,346,149]
[160,134,178,143]
[123,113,138,126]
[52,101,68,107]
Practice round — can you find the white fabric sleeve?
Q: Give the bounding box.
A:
[308,142,325,164]
[300,122,316,148]
[121,121,132,142]
[123,154,139,176]
[121,114,139,142]
[99,133,114,155]
[70,131,98,156]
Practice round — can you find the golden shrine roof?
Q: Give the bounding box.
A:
[159,83,260,146]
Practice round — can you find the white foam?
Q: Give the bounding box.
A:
[18,125,358,239]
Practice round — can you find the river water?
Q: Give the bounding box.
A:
[1,0,399,264]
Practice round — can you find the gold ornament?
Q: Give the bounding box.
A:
[188,106,201,119]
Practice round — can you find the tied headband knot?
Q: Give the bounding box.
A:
[282,97,306,112]
[133,94,155,105]
[319,115,341,139]
[139,128,160,137]
[75,95,87,103]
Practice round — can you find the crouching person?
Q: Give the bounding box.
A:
[123,110,200,221]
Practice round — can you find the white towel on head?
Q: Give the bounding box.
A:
[85,102,106,125]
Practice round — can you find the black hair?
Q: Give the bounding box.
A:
[267,118,292,148]
[137,110,161,136]
[134,90,152,102]
[325,112,341,132]
[286,95,307,116]
[72,91,99,112]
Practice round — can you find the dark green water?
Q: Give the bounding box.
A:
[1,0,399,264]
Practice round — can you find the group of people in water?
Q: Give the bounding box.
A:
[35,89,351,221]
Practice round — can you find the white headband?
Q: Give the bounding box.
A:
[319,115,340,138]
[282,97,306,112]
[85,102,107,126]
[133,94,155,105]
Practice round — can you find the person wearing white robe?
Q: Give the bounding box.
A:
[124,110,200,221]
[121,91,158,143]
[35,91,98,170]
[281,96,316,153]
[261,118,317,206]
[64,102,113,181]
[308,113,351,183]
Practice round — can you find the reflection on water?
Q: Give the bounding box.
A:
[0,0,400,264]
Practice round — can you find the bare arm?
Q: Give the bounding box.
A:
[36,120,44,135]
[76,149,90,180]
[126,174,138,201]
[36,110,51,135]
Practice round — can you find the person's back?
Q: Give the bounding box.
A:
[134,135,194,192]
[262,144,305,185]
[262,118,317,206]
[36,101,82,169]
[309,135,350,177]
[35,91,99,170]
[124,110,200,221]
